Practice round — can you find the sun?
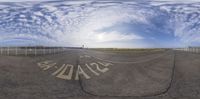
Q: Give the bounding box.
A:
[96,34,104,42]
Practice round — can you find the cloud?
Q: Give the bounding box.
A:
[0,0,151,47]
[157,2,200,44]
[0,0,200,47]
[72,4,152,46]
[93,31,143,42]
[153,0,200,2]
[0,0,51,2]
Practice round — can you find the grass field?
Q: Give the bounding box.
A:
[89,48,169,54]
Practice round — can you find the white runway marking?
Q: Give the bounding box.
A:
[80,55,91,58]
[97,62,113,67]
[85,55,91,58]
[90,63,109,73]
[86,63,100,76]
[80,56,84,58]
[52,64,65,76]
[75,65,90,80]
[37,59,113,80]
[37,60,57,70]
[43,63,57,70]
[53,64,74,80]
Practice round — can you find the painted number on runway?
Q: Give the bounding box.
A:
[37,60,113,80]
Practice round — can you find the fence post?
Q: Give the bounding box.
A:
[25,47,27,56]
[7,47,9,56]
[35,47,37,56]
[49,48,51,54]
[195,48,197,53]
[0,47,2,55]
[53,48,55,55]
[43,47,45,55]
[193,48,195,53]
[15,47,18,56]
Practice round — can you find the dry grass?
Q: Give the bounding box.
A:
[89,48,168,53]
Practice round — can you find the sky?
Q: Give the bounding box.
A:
[0,0,200,48]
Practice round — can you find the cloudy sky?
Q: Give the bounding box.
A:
[0,0,200,48]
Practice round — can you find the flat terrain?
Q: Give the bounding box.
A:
[0,48,200,99]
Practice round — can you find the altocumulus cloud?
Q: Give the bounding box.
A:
[0,0,200,47]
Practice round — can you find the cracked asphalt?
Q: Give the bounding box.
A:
[0,49,200,99]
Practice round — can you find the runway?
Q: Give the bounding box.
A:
[0,49,200,99]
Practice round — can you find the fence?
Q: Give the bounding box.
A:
[174,47,200,53]
[0,47,70,56]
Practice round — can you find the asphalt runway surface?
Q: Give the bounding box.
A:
[0,49,200,99]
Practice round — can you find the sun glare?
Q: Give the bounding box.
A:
[96,34,104,42]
